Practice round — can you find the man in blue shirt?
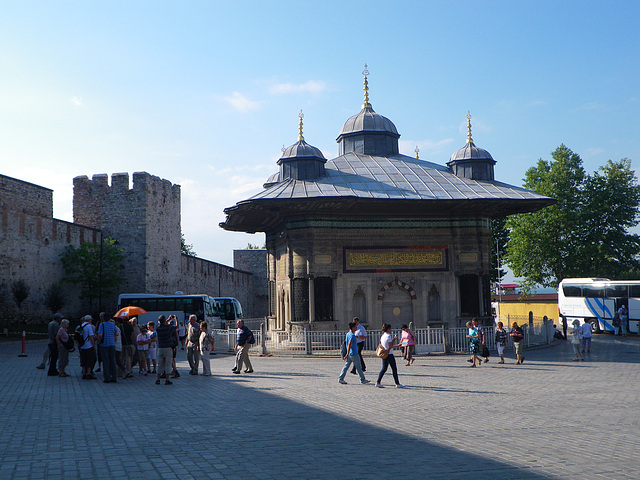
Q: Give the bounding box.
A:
[339,322,370,385]
[233,319,254,374]
[97,315,119,383]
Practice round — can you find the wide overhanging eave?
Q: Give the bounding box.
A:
[220,197,556,233]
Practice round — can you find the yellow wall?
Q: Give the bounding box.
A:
[496,301,559,324]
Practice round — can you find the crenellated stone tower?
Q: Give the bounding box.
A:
[73,172,182,294]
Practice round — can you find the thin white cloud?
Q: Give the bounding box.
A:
[269,80,327,95]
[219,92,261,112]
[70,96,83,106]
[583,147,606,158]
[400,138,455,158]
[572,102,606,112]
[528,100,548,107]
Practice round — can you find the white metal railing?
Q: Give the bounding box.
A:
[211,321,554,356]
[447,322,552,353]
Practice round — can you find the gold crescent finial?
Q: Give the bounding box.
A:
[415,146,420,159]
[466,111,474,144]
[362,64,371,109]
[298,109,304,142]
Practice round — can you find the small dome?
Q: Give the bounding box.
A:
[338,106,399,137]
[263,172,280,189]
[280,140,326,160]
[449,142,494,162]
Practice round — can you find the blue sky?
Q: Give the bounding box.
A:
[1,0,638,267]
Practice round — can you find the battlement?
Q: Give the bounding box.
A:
[73,172,181,229]
[73,171,180,198]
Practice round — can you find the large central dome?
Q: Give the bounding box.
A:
[338,106,399,137]
[336,66,400,156]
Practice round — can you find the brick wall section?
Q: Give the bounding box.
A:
[0,174,53,217]
[179,254,256,315]
[234,249,268,317]
[0,175,97,317]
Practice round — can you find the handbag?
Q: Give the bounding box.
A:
[376,344,389,359]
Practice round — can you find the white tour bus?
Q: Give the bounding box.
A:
[558,278,640,333]
[117,293,225,329]
[212,297,243,326]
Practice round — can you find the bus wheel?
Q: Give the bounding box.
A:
[590,319,601,334]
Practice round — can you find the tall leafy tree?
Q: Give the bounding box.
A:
[505,145,640,289]
[60,237,125,310]
[581,159,640,277]
[490,217,508,285]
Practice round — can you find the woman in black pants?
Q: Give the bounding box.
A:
[375,324,405,388]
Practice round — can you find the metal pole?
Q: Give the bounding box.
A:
[98,233,103,312]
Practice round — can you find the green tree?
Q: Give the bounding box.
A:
[11,280,30,309]
[505,145,640,289]
[580,159,640,278]
[181,233,197,256]
[43,282,66,314]
[60,237,125,310]
[490,217,508,285]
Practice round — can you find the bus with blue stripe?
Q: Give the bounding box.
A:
[558,278,640,334]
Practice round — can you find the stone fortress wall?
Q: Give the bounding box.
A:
[0,175,95,316]
[1,172,267,321]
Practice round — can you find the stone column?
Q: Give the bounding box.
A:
[308,276,315,323]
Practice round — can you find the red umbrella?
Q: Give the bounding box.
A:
[114,306,147,318]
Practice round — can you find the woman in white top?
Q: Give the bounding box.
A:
[570,320,584,361]
[375,323,404,388]
[199,322,214,376]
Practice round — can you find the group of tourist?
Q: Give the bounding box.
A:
[37,313,255,383]
[338,317,415,388]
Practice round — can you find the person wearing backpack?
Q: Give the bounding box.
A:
[186,315,201,375]
[79,315,97,380]
[155,315,177,385]
[233,319,254,374]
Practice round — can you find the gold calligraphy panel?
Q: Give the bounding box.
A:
[344,247,448,272]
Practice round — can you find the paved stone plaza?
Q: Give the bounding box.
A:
[1,335,638,480]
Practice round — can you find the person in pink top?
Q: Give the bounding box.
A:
[400,324,416,366]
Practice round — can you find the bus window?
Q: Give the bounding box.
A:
[157,298,175,311]
[629,285,640,298]
[606,284,628,298]
[562,285,582,297]
[582,285,605,298]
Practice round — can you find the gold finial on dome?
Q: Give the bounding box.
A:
[298,110,305,142]
[415,146,420,159]
[466,111,474,145]
[362,64,371,109]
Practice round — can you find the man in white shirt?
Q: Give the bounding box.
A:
[80,315,97,380]
[581,320,593,354]
[350,317,367,374]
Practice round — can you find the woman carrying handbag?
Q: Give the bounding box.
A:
[375,324,405,388]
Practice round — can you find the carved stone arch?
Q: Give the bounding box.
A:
[353,285,367,322]
[379,280,414,325]
[377,278,417,301]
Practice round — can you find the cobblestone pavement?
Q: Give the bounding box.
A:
[1,334,638,480]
